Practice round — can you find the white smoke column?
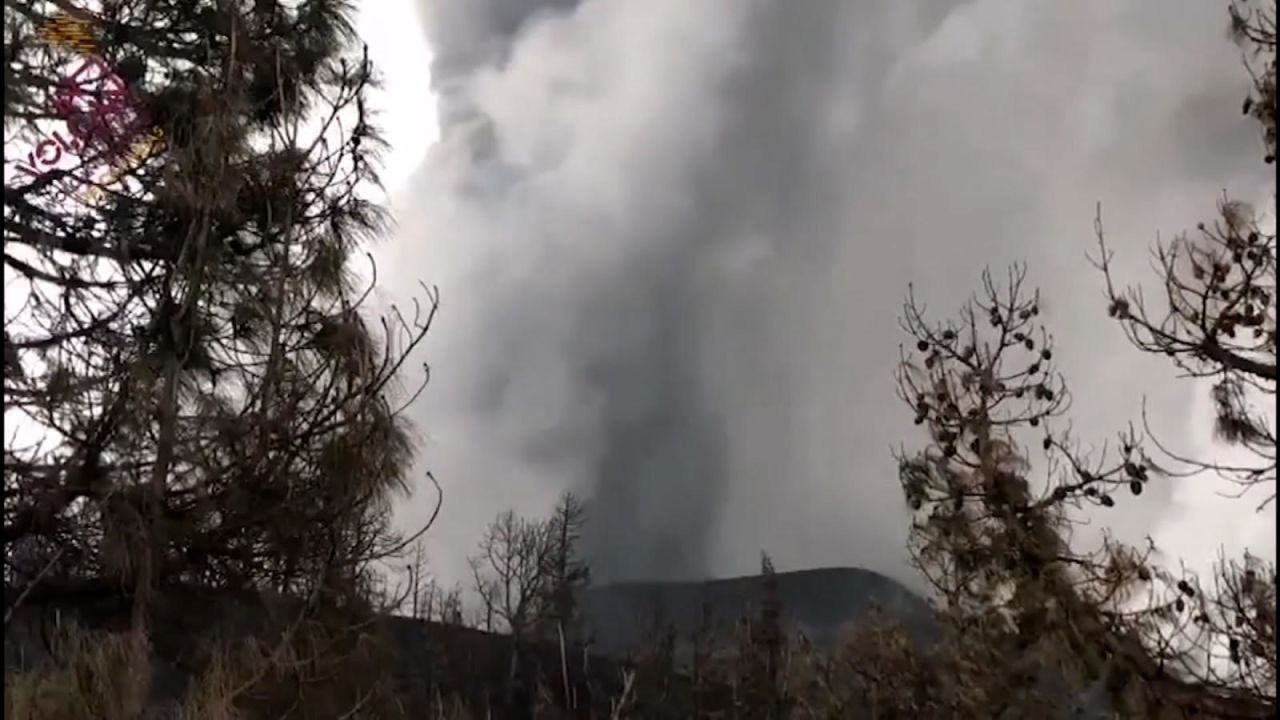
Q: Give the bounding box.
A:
[356,0,438,198]
[376,0,1275,590]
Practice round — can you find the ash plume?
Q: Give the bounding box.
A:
[381,0,1275,588]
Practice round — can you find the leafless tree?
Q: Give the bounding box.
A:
[1090,1,1276,511]
[469,509,554,641]
[400,538,465,624]
[435,580,465,626]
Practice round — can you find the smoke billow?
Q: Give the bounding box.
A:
[379,0,1274,589]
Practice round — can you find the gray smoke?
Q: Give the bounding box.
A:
[378,0,1275,590]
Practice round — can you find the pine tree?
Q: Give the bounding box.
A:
[735,552,790,719]
[892,6,1275,713]
[539,490,592,641]
[3,0,436,640]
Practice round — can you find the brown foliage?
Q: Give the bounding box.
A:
[887,6,1276,716]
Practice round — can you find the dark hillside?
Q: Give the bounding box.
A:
[582,566,936,657]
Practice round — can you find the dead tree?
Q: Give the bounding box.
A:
[896,261,1275,717]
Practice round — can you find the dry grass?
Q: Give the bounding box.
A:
[4,608,408,720]
[5,622,150,720]
[0,607,1053,719]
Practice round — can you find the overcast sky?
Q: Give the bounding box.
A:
[359,0,1276,593]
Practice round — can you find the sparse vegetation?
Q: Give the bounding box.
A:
[889,3,1276,716]
[3,0,1274,718]
[5,623,149,720]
